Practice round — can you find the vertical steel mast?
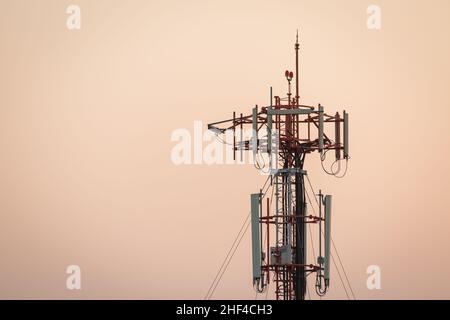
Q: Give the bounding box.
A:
[207,34,350,300]
[293,30,306,301]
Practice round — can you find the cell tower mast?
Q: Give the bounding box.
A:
[208,35,350,300]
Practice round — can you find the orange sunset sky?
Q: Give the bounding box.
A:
[1,0,450,299]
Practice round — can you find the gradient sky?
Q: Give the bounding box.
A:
[0,0,450,299]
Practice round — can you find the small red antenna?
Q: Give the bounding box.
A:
[285,70,293,82]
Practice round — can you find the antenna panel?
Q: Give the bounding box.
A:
[251,193,261,285]
[318,105,324,152]
[267,107,272,154]
[252,107,258,157]
[324,195,332,283]
[344,110,349,159]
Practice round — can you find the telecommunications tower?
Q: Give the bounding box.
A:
[207,34,350,300]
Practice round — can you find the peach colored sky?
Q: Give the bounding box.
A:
[1,0,450,299]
